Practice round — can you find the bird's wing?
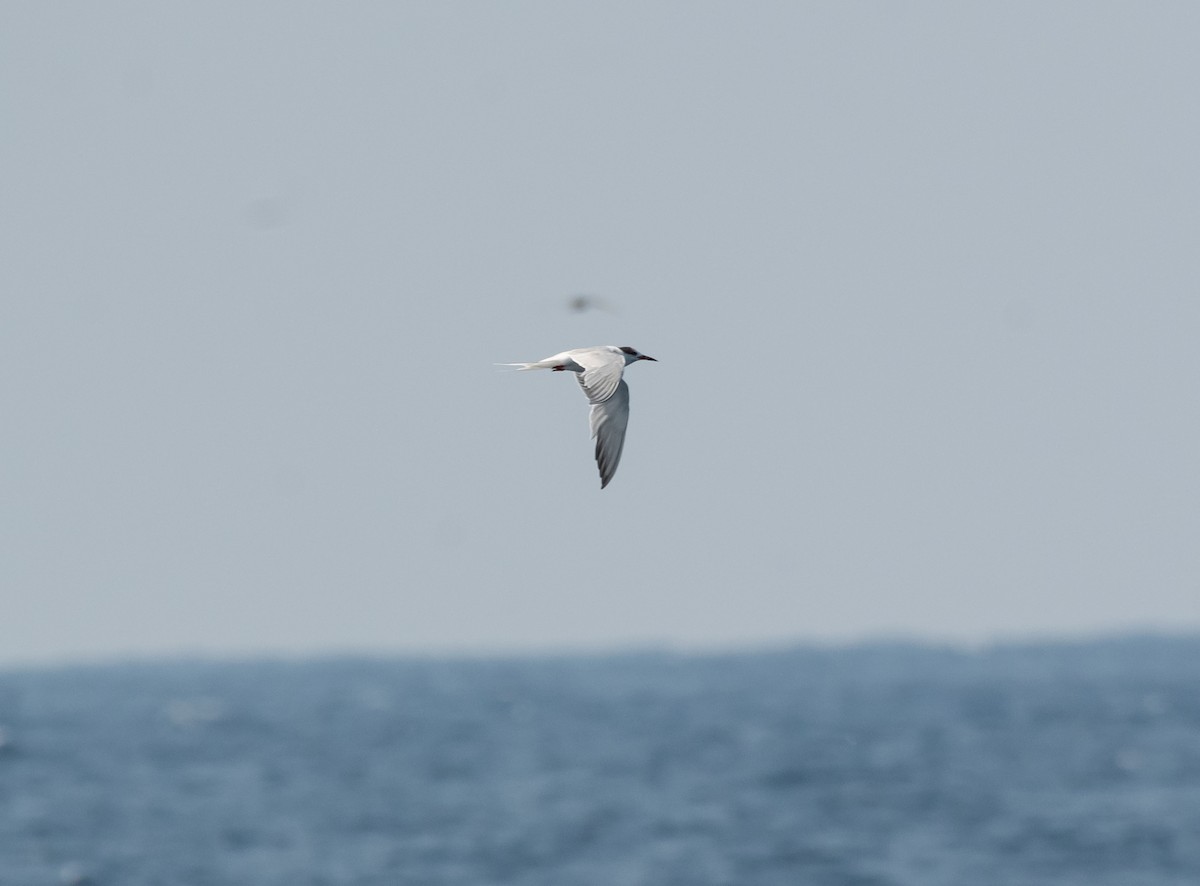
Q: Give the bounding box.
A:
[589,379,630,489]
[571,348,626,404]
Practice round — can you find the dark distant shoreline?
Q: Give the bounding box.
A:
[4,630,1199,676]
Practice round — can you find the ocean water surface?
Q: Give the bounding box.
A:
[1,637,1198,885]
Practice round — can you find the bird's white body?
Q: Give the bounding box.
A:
[502,345,657,488]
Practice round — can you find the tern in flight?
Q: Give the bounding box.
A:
[502,345,657,488]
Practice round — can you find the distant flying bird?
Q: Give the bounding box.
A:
[501,345,657,488]
[567,293,615,314]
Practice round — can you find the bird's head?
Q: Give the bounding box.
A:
[618,346,658,364]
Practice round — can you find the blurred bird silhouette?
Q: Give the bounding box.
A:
[567,293,616,315]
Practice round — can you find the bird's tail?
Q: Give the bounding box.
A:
[496,361,554,371]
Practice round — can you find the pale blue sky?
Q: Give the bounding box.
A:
[3,2,1198,665]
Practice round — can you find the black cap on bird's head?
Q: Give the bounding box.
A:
[619,346,658,362]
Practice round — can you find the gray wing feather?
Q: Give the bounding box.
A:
[588,380,630,489]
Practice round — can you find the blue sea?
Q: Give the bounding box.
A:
[2,637,1199,886]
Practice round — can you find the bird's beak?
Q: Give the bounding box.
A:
[640,355,658,361]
